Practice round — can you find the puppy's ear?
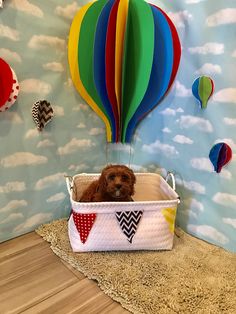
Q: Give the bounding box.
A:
[129,168,136,185]
[102,164,113,172]
[128,168,136,196]
[98,169,108,193]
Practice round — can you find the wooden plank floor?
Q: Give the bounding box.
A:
[0,232,130,314]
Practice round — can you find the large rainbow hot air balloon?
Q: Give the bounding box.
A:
[68,0,181,143]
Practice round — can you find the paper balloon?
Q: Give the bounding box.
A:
[68,0,181,143]
[0,58,13,110]
[0,68,19,112]
[192,76,214,109]
[209,142,232,173]
[32,100,54,131]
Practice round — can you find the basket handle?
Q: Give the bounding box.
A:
[165,171,176,191]
[65,175,74,196]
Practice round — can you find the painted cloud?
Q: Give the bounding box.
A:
[43,62,64,72]
[188,42,224,55]
[0,181,26,193]
[14,213,52,233]
[168,10,192,28]
[9,0,43,18]
[55,2,80,20]
[0,200,28,213]
[20,79,52,95]
[178,115,213,132]
[206,8,236,27]
[212,193,236,208]
[35,173,66,190]
[188,225,229,244]
[142,140,179,157]
[213,89,236,104]
[223,218,236,229]
[57,138,95,155]
[173,135,193,144]
[175,81,192,97]
[0,24,20,41]
[28,35,66,51]
[1,152,47,168]
[195,63,222,75]
[0,48,22,63]
[46,193,66,203]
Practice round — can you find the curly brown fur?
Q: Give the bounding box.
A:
[79,165,136,202]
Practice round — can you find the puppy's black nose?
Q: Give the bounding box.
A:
[116,184,122,190]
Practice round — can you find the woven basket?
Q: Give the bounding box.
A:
[66,172,180,252]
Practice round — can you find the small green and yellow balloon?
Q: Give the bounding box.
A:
[192,76,214,109]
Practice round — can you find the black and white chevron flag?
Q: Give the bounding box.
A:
[32,100,54,131]
[115,211,143,243]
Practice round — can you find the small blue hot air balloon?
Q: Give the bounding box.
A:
[209,142,232,173]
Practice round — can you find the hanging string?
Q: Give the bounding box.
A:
[105,141,109,165]
[118,143,121,164]
[105,141,135,167]
[128,143,132,168]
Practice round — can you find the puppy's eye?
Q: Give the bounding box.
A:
[122,175,129,181]
[108,174,115,181]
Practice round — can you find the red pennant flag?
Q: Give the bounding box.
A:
[72,211,96,244]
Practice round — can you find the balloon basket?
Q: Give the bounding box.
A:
[66,172,180,252]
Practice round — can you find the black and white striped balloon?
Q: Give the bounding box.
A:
[32,100,54,131]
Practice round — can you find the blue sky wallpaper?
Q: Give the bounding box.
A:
[0,0,236,252]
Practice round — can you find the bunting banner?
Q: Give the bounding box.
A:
[161,207,177,233]
[115,210,143,243]
[72,211,97,244]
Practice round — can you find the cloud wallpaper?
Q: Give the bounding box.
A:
[0,0,236,252]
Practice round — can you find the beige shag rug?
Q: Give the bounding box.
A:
[36,219,236,314]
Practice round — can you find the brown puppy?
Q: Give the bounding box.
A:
[79,165,136,202]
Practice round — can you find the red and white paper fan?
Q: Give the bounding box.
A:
[0,58,13,110]
[0,58,19,112]
[0,68,19,112]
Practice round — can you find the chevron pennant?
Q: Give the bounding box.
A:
[32,100,54,131]
[115,211,143,243]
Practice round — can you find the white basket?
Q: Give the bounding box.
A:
[66,172,180,252]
